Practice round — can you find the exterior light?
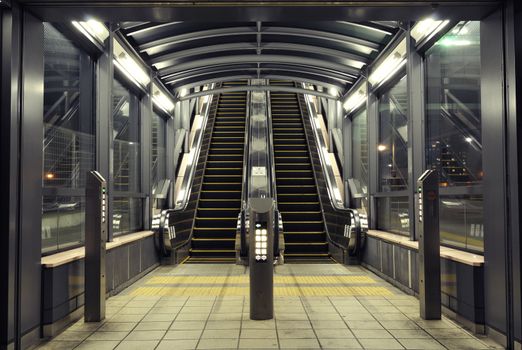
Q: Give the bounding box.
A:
[377,144,387,152]
[71,20,109,45]
[465,137,472,143]
[152,83,175,113]
[343,82,367,113]
[113,38,150,88]
[369,38,407,88]
[45,173,55,180]
[411,18,450,44]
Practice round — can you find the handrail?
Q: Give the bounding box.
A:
[239,88,252,258]
[299,83,367,258]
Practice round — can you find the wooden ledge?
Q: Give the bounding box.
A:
[41,231,155,268]
[367,230,484,267]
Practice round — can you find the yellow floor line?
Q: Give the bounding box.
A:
[145,275,376,285]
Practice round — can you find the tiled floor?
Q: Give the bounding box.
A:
[36,264,504,350]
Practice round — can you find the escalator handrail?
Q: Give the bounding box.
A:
[239,88,252,258]
[299,84,366,257]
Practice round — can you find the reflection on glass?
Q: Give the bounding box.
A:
[113,197,143,235]
[440,195,483,252]
[376,196,410,235]
[152,112,167,190]
[378,76,408,192]
[42,23,94,254]
[426,21,483,252]
[426,21,482,187]
[112,79,142,235]
[351,109,368,214]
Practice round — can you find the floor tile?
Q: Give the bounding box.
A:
[176,313,209,321]
[125,330,166,340]
[380,320,421,330]
[170,321,206,330]
[277,328,316,339]
[141,313,177,322]
[439,338,489,349]
[308,313,343,321]
[134,321,171,331]
[37,341,81,350]
[389,329,432,339]
[352,329,393,339]
[98,322,136,332]
[197,338,239,349]
[75,340,120,350]
[238,338,279,349]
[156,339,198,350]
[279,337,321,349]
[163,330,202,340]
[319,338,362,349]
[398,338,445,349]
[275,312,309,320]
[205,320,241,329]
[242,319,276,329]
[240,329,277,338]
[358,338,405,349]
[87,332,129,341]
[341,313,376,321]
[114,340,159,350]
[201,328,240,339]
[311,320,347,329]
[346,320,384,330]
[276,320,312,329]
[425,328,473,339]
[314,328,355,339]
[54,331,92,342]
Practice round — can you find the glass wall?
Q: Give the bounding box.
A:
[351,108,368,214]
[378,76,408,192]
[152,111,167,190]
[42,23,94,254]
[112,79,142,235]
[425,21,483,252]
[376,76,410,235]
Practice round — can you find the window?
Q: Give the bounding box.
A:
[425,21,483,252]
[351,109,368,214]
[152,112,167,190]
[42,23,94,254]
[378,76,408,192]
[112,79,142,235]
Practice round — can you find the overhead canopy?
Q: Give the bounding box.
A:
[120,21,400,97]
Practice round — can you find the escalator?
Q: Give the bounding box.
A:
[188,81,248,263]
[269,81,329,262]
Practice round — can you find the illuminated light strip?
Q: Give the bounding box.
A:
[152,83,175,113]
[71,20,109,45]
[411,18,450,45]
[368,38,407,88]
[113,38,150,88]
[342,81,367,113]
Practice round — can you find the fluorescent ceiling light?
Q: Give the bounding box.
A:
[179,88,189,98]
[368,38,407,88]
[71,20,109,45]
[411,18,450,44]
[152,83,175,113]
[328,87,339,98]
[113,38,150,88]
[343,82,367,113]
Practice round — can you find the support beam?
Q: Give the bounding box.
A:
[178,85,338,101]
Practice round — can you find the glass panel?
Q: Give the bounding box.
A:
[426,21,482,187]
[112,79,142,235]
[152,112,167,190]
[42,23,93,253]
[440,195,484,252]
[378,76,408,192]
[112,79,141,194]
[376,196,410,235]
[351,108,368,214]
[42,196,86,254]
[426,21,483,253]
[113,197,143,235]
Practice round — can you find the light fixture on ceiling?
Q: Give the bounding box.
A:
[368,38,407,88]
[152,83,175,114]
[179,88,189,98]
[411,18,450,45]
[343,82,367,113]
[328,87,339,98]
[71,19,109,45]
[113,38,150,88]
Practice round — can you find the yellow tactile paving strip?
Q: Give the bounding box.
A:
[145,275,376,285]
[129,285,393,297]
